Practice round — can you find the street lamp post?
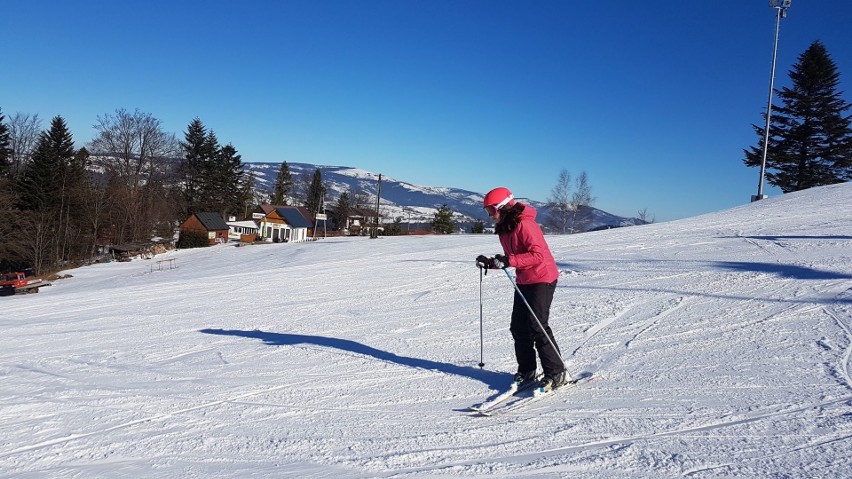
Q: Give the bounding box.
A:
[753,0,791,202]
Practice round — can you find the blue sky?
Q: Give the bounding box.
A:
[3,1,851,221]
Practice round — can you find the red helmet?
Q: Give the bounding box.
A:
[483,187,515,211]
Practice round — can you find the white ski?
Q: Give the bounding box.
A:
[473,375,591,417]
[468,378,539,413]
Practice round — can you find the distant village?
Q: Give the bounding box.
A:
[182,204,381,247]
[95,204,380,264]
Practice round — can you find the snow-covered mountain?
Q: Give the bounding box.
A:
[246,162,644,230]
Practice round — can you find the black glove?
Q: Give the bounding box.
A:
[475,255,491,269]
[475,254,509,270]
[493,254,509,269]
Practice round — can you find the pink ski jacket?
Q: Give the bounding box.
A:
[498,205,559,285]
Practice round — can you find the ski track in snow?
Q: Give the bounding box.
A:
[376,395,852,478]
[2,183,852,478]
[823,289,852,389]
[0,382,299,459]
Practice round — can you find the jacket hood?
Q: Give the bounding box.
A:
[519,204,537,221]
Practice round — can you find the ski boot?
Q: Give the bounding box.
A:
[513,370,538,387]
[537,371,569,393]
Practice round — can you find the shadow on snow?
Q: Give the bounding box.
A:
[199,328,508,389]
[740,235,852,241]
[713,261,852,280]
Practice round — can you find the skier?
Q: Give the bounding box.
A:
[476,186,568,392]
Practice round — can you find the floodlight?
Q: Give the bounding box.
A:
[753,0,791,202]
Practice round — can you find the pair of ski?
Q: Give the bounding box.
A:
[469,374,588,416]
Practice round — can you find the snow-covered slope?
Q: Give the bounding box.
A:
[2,183,851,478]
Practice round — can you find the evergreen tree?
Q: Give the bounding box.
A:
[305,168,325,216]
[0,176,26,269]
[333,190,350,230]
[431,204,455,234]
[216,143,246,218]
[19,116,75,211]
[271,161,293,205]
[744,41,852,191]
[0,108,11,177]
[198,130,221,211]
[180,118,214,213]
[18,116,76,274]
[471,220,485,234]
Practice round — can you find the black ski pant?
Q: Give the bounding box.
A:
[510,280,563,377]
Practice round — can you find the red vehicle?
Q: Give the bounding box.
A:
[0,272,51,295]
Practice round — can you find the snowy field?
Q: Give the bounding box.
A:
[2,183,852,478]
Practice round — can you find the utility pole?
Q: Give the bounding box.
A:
[371,174,382,239]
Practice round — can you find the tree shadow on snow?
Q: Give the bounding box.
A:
[739,235,852,241]
[199,328,508,389]
[713,261,852,280]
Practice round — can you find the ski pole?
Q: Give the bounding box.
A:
[500,268,569,375]
[478,266,485,368]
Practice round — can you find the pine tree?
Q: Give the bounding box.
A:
[20,116,75,211]
[431,204,455,234]
[18,116,76,274]
[216,143,246,218]
[271,161,293,205]
[0,176,26,269]
[305,168,325,216]
[180,118,214,213]
[198,130,221,211]
[744,41,852,191]
[0,108,11,178]
[333,191,350,231]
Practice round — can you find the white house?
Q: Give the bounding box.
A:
[257,207,312,243]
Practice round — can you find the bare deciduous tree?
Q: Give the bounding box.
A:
[8,112,41,175]
[637,208,655,224]
[90,108,178,190]
[546,169,572,233]
[89,108,180,243]
[291,172,311,206]
[570,171,595,232]
[19,209,55,275]
[351,185,371,208]
[546,169,596,233]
